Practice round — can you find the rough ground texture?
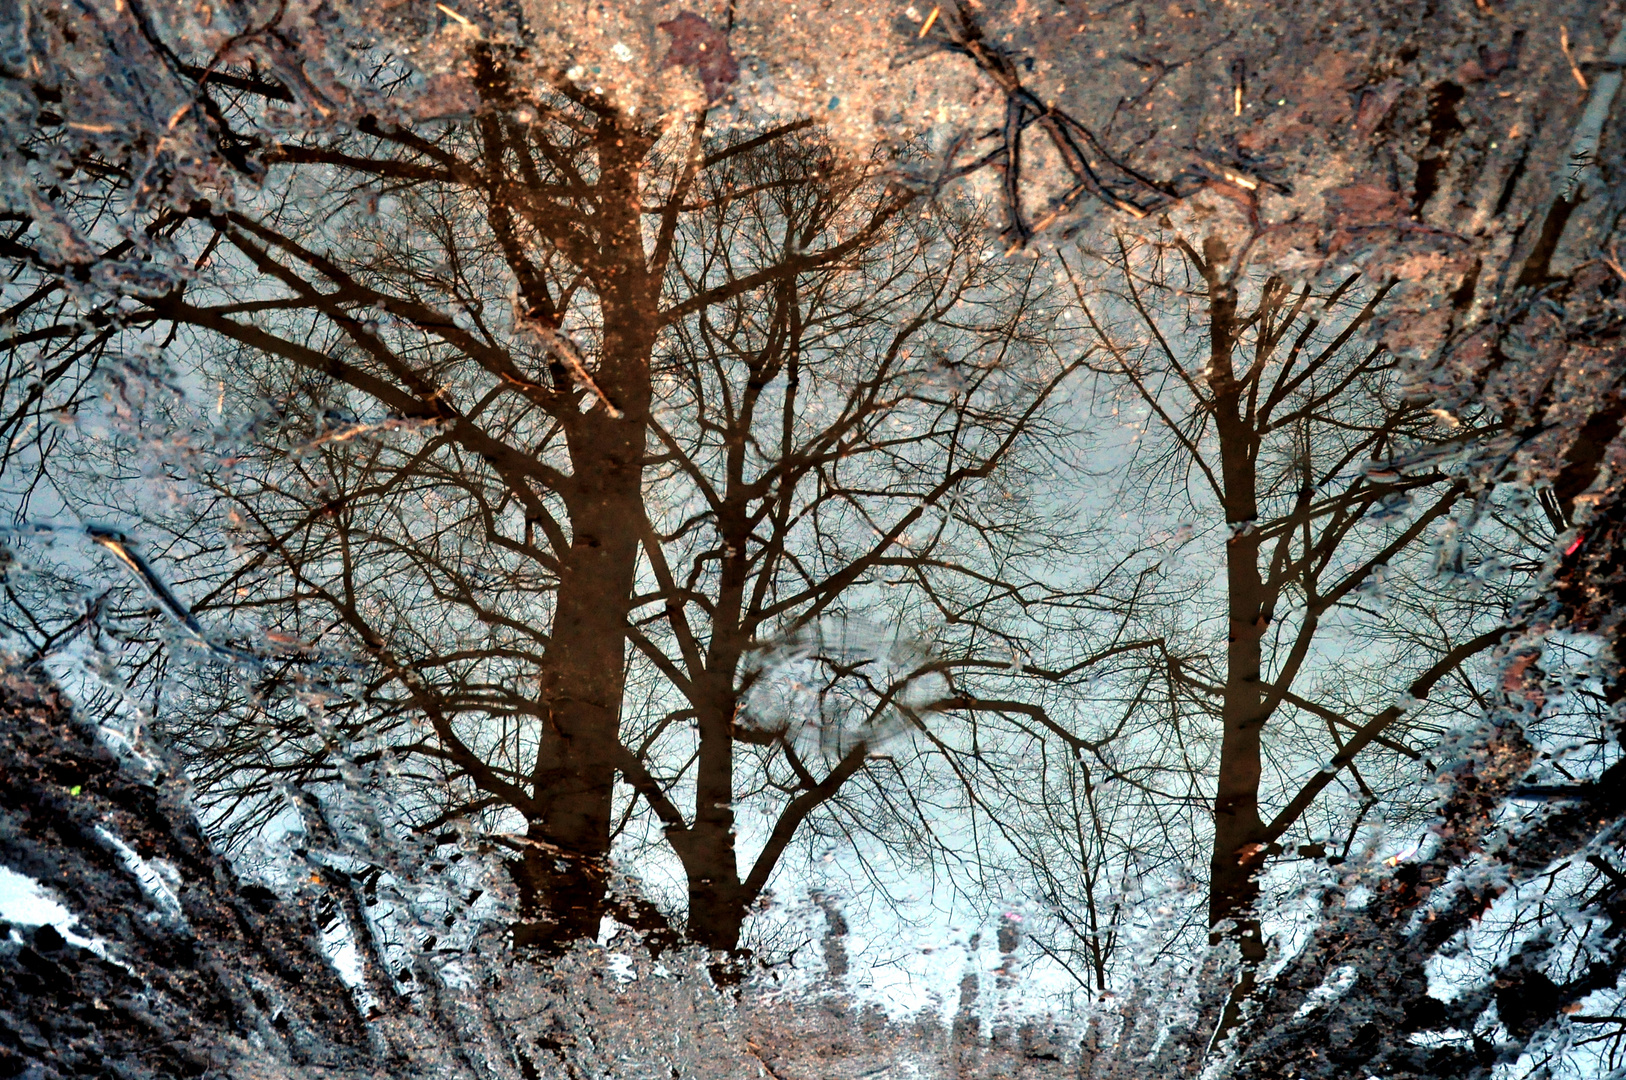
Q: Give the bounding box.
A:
[901,1,1607,307]
[0,671,1106,1080]
[0,676,368,1080]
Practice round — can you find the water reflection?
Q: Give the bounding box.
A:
[2,2,1625,1077]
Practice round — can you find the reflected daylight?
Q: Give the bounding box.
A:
[2,2,1626,1079]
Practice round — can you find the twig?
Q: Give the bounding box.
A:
[1557,21,1626,202]
[1562,26,1589,91]
[919,3,1168,239]
[520,319,624,418]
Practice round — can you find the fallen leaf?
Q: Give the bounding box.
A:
[1325,182,1403,228]
[1392,250,1456,281]
[657,12,739,102]
[1353,78,1403,137]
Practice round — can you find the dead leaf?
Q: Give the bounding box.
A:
[412,72,480,118]
[657,12,740,102]
[1236,842,1267,865]
[1464,31,1526,82]
[1353,79,1403,137]
[1325,182,1403,228]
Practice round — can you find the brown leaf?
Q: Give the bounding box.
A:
[657,12,740,102]
[1459,36,1524,83]
[1325,182,1403,228]
[1353,78,1404,137]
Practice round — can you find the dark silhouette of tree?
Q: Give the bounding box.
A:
[1056,227,1545,1041]
[609,136,1096,949]
[159,115,1128,955]
[0,0,1160,954]
[6,32,915,947]
[154,66,925,949]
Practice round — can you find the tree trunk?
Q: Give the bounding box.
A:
[515,440,646,947]
[1201,243,1274,1046]
[513,125,658,949]
[679,496,758,954]
[684,848,746,954]
[684,690,747,953]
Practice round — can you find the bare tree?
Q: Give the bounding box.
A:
[2,0,1185,954]
[2,34,937,949]
[187,121,1155,960]
[26,58,1145,967]
[1051,227,1546,1038]
[610,137,1092,949]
